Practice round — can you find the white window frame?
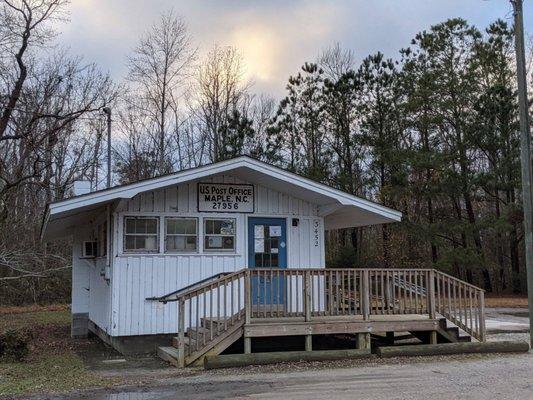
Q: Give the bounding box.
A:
[203,217,236,252]
[164,217,199,253]
[123,216,160,253]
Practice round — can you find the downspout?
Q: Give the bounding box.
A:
[105,204,111,283]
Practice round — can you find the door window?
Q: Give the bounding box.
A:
[253,224,281,268]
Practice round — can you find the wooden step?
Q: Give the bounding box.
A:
[438,318,449,330]
[187,327,211,340]
[201,312,245,330]
[436,327,461,343]
[187,323,244,367]
[174,333,214,350]
[172,335,195,349]
[201,317,226,330]
[157,346,180,367]
[446,326,459,338]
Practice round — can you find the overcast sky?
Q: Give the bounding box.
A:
[57,0,530,98]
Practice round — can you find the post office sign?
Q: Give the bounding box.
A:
[197,183,254,213]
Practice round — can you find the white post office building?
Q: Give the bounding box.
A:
[41,156,403,355]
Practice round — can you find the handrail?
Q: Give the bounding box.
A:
[177,269,247,300]
[434,270,485,341]
[435,270,486,292]
[176,269,247,367]
[146,271,240,303]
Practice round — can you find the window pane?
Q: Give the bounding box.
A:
[185,236,196,250]
[220,220,235,235]
[271,253,279,268]
[125,218,136,234]
[205,236,222,249]
[144,235,158,250]
[166,236,186,251]
[135,219,146,234]
[165,236,197,252]
[213,219,222,234]
[145,219,158,234]
[205,220,214,235]
[167,219,196,235]
[205,219,235,235]
[184,219,196,234]
[125,235,158,251]
[166,219,181,234]
[222,236,234,249]
[125,235,135,249]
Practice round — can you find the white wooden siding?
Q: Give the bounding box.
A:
[105,174,324,336]
[89,257,111,332]
[72,228,112,334]
[71,231,90,315]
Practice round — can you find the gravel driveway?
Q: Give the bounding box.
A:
[43,351,533,400]
[29,308,532,400]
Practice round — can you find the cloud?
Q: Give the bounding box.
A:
[55,0,524,98]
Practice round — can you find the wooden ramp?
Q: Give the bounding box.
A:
[153,268,486,367]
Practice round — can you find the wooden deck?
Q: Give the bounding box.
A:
[246,314,440,338]
[153,267,486,367]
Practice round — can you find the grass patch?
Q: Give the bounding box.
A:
[0,305,119,397]
[0,353,115,396]
[0,309,71,331]
[485,296,528,308]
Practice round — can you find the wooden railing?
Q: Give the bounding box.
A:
[434,270,485,341]
[246,269,434,319]
[245,268,485,341]
[175,269,247,367]
[172,267,485,366]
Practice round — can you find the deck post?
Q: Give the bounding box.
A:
[304,270,312,351]
[362,270,370,320]
[178,298,186,368]
[244,337,252,354]
[427,270,438,344]
[356,332,371,350]
[479,291,486,342]
[428,270,436,319]
[244,270,252,353]
[384,272,391,312]
[304,270,312,321]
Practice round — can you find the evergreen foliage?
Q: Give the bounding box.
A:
[269,19,525,293]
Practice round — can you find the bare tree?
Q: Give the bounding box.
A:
[319,42,356,81]
[193,45,251,162]
[126,10,196,174]
[0,0,68,140]
[0,52,116,210]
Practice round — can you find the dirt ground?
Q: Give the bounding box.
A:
[27,351,533,400]
[1,303,531,400]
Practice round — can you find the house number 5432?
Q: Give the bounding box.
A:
[313,219,320,247]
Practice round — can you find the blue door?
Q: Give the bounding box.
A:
[248,217,287,305]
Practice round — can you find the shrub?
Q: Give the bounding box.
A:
[0,329,30,361]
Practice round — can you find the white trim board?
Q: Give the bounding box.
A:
[42,156,401,239]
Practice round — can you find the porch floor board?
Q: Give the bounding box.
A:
[245,315,440,338]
